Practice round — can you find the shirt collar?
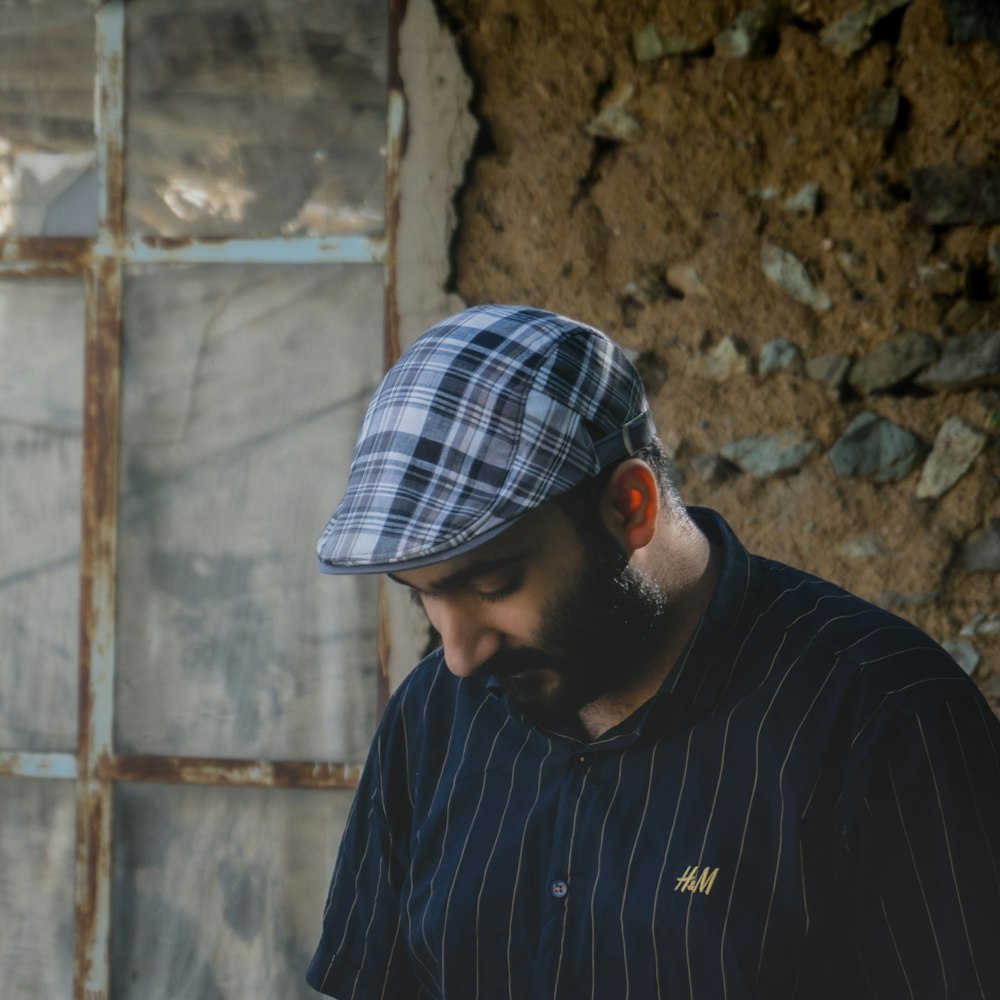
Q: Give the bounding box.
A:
[657,506,759,712]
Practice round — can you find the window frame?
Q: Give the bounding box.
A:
[0,3,403,995]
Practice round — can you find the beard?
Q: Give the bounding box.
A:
[484,529,668,724]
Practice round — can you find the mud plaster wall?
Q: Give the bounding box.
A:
[426,0,1000,709]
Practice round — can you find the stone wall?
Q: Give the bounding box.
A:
[432,0,1000,708]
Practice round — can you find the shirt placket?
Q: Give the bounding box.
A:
[531,724,645,1000]
[530,742,592,998]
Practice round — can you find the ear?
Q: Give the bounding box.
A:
[600,459,660,555]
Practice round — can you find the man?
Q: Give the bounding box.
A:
[306,304,1000,999]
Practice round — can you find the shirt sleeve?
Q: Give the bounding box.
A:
[306,693,423,1000]
[848,693,1000,999]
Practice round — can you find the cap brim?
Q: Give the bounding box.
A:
[316,510,527,576]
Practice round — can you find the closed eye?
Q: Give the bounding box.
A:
[476,574,522,603]
[389,553,528,607]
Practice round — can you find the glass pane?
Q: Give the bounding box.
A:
[0,1,97,237]
[116,264,384,760]
[111,782,352,999]
[0,777,75,997]
[0,279,83,751]
[125,0,387,238]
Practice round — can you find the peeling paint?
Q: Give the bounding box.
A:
[94,2,124,238]
[73,5,125,995]
[74,253,120,1000]
[100,754,362,789]
[0,237,92,274]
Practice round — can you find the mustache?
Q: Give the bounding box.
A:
[481,646,562,678]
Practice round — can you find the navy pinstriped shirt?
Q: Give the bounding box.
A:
[307,508,1000,1000]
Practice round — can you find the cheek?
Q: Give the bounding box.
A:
[484,597,543,647]
[510,612,543,646]
[516,590,568,650]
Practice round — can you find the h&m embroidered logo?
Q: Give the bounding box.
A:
[674,865,720,895]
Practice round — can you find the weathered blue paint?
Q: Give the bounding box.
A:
[1,235,387,271]
[0,752,78,780]
[125,235,386,265]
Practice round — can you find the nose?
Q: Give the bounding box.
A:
[429,599,502,678]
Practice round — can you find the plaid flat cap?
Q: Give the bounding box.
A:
[317,304,655,574]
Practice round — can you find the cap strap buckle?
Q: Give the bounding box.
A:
[594,411,653,466]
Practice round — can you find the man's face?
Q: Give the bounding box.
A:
[390,501,667,722]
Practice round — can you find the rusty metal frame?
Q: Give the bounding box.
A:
[0,1,406,996]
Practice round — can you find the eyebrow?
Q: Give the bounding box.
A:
[387,551,528,595]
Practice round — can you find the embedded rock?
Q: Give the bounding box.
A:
[942,299,988,335]
[911,166,1000,226]
[838,533,894,560]
[759,338,803,376]
[714,4,785,59]
[857,87,900,130]
[806,353,852,392]
[719,431,817,477]
[916,329,1000,390]
[915,416,988,499]
[819,0,911,59]
[702,335,753,380]
[828,411,923,481]
[960,612,1000,638]
[958,520,1000,572]
[666,262,709,298]
[761,242,832,311]
[847,330,939,395]
[940,0,1000,42]
[916,260,964,296]
[632,24,706,61]
[587,85,641,141]
[782,183,821,215]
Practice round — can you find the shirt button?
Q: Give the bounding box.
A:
[577,755,587,765]
[550,879,568,899]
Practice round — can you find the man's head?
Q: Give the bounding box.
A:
[317,305,660,575]
[317,305,684,717]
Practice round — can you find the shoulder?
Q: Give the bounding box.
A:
[677,513,974,733]
[741,554,975,732]
[752,555,959,674]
